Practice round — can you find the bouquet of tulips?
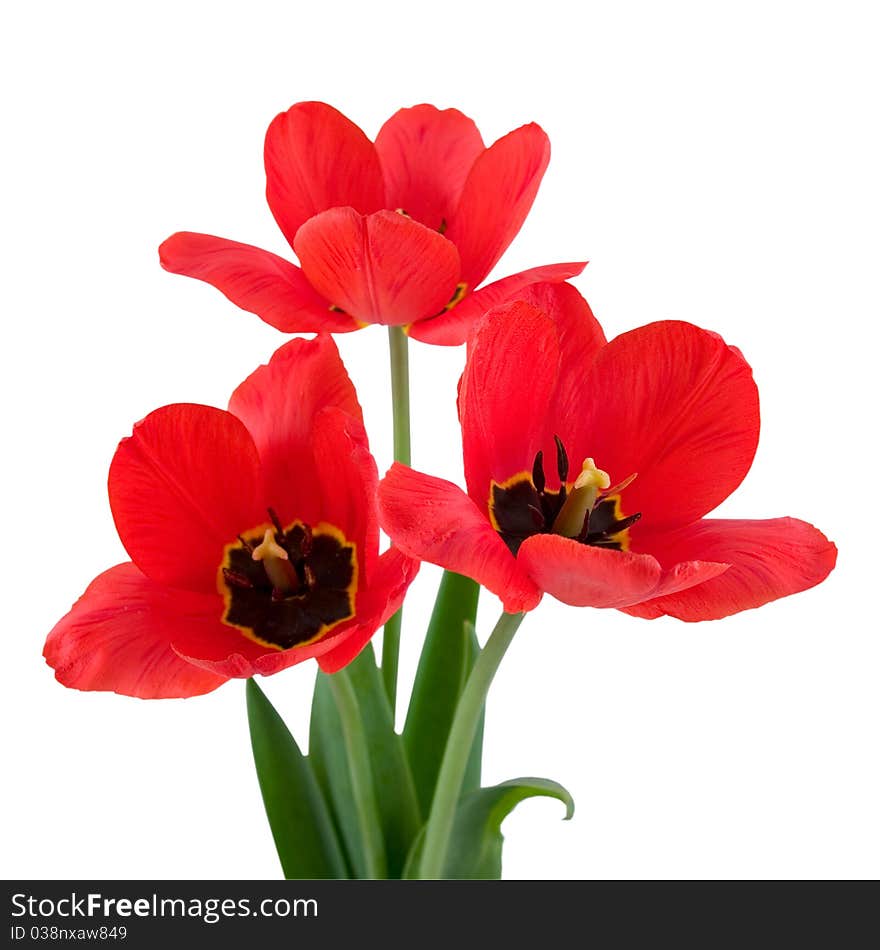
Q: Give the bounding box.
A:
[44,102,836,879]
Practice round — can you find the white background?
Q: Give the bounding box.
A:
[2,1,877,880]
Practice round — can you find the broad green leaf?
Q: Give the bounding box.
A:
[404,571,481,814]
[310,643,421,878]
[403,777,575,880]
[309,670,366,878]
[343,643,421,875]
[245,678,348,879]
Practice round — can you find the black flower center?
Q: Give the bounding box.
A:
[219,508,356,650]
[489,437,641,556]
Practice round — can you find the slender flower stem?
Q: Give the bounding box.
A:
[381,326,411,714]
[417,610,526,879]
[387,325,412,466]
[327,671,388,879]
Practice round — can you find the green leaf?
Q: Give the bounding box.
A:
[403,777,574,880]
[309,644,421,878]
[404,571,481,814]
[460,621,484,796]
[245,678,348,879]
[309,671,363,877]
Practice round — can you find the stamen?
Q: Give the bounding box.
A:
[222,568,253,589]
[554,435,569,483]
[553,458,611,538]
[267,507,285,538]
[603,472,638,497]
[610,512,642,533]
[532,450,546,494]
[527,503,545,530]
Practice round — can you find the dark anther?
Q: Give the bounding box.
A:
[532,450,546,494]
[577,508,592,541]
[611,512,642,533]
[268,507,285,538]
[303,563,317,589]
[528,504,546,530]
[554,435,569,483]
[301,523,313,557]
[222,568,253,589]
[237,534,255,553]
[584,511,642,543]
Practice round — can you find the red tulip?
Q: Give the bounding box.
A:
[45,337,417,698]
[159,102,584,344]
[379,282,836,617]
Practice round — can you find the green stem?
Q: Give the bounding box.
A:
[417,610,526,879]
[327,671,387,879]
[387,325,412,466]
[381,326,411,714]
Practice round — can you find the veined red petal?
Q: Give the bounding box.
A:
[407,262,587,345]
[294,208,461,326]
[517,534,662,609]
[264,101,385,248]
[317,547,420,674]
[574,321,760,534]
[158,232,359,333]
[458,302,559,515]
[310,407,379,579]
[621,518,837,621]
[445,123,550,288]
[228,335,364,533]
[375,104,485,231]
[378,463,541,613]
[44,563,228,698]
[641,558,731,604]
[109,405,264,593]
[517,283,607,469]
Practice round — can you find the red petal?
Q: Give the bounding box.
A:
[374,104,485,231]
[378,463,541,613]
[294,208,461,326]
[159,232,359,333]
[171,623,335,679]
[574,321,760,534]
[642,558,731,605]
[44,563,228,698]
[407,262,587,345]
[517,534,662,608]
[317,547,420,674]
[109,405,264,593]
[311,406,379,578]
[458,301,559,515]
[445,123,550,288]
[621,518,837,621]
[517,283,607,463]
[228,335,364,533]
[264,101,385,248]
